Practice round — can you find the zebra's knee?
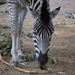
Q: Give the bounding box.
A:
[11,29,21,36]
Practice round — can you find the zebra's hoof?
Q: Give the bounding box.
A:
[18,55,26,61]
[18,55,27,66]
[10,60,18,66]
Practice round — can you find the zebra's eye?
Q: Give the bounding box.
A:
[33,32,37,35]
[47,49,49,53]
[35,50,39,53]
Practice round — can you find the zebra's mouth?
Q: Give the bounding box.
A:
[37,51,49,66]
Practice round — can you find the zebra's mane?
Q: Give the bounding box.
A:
[40,0,50,25]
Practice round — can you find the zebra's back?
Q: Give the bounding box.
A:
[0,0,30,7]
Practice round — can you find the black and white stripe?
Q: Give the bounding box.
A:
[7,0,41,35]
[0,0,61,66]
[32,0,54,54]
[0,0,58,55]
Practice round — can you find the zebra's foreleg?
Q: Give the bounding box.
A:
[10,35,18,66]
[7,2,21,66]
[16,8,27,62]
[8,1,27,66]
[16,35,26,61]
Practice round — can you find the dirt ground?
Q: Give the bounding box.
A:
[0,0,75,75]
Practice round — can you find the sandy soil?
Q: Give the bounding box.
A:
[0,0,75,75]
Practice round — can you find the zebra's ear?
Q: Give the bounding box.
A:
[26,5,39,19]
[50,6,61,19]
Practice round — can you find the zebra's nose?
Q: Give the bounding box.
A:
[38,51,48,66]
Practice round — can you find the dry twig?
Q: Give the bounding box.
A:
[0,54,51,74]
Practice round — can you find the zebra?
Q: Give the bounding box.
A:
[26,0,61,68]
[0,0,60,67]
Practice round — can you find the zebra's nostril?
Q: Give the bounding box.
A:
[38,57,48,66]
[38,51,48,66]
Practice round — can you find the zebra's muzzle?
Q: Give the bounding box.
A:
[37,50,48,66]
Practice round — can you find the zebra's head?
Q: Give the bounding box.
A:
[26,1,60,67]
